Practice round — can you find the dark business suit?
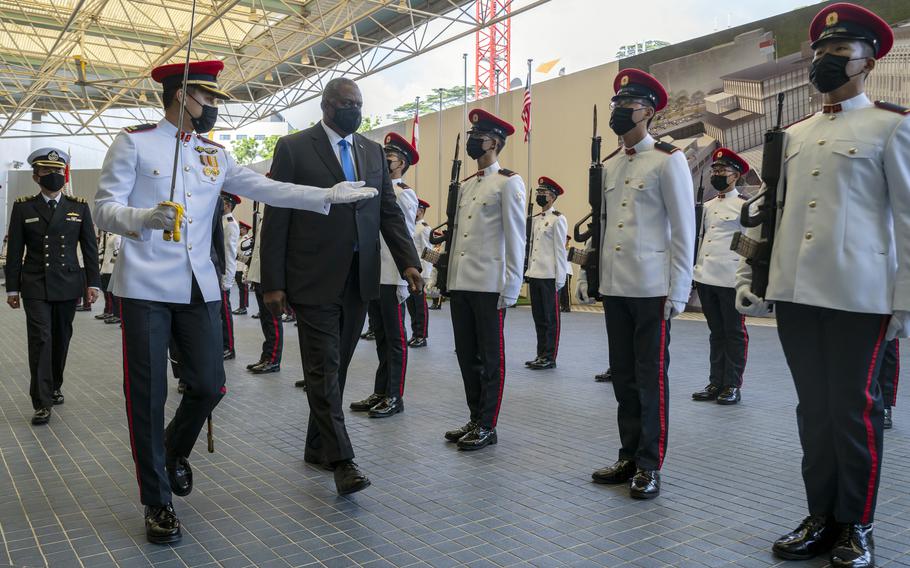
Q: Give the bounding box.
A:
[261,122,420,463]
[4,194,100,409]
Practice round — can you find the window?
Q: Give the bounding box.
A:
[254,135,266,140]
[236,134,248,140]
[218,134,231,141]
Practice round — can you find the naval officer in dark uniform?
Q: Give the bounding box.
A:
[4,148,100,425]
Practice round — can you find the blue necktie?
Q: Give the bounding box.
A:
[338,139,356,182]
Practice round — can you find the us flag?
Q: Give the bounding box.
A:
[521,73,531,142]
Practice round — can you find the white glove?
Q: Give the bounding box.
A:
[325,181,378,204]
[886,310,910,340]
[735,285,771,317]
[142,204,178,231]
[221,279,232,291]
[664,299,686,320]
[497,295,517,309]
[576,279,591,304]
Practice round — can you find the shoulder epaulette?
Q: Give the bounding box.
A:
[64,194,86,203]
[533,212,543,217]
[874,101,910,115]
[654,141,680,155]
[602,146,623,163]
[738,194,748,200]
[553,210,562,216]
[498,168,518,177]
[124,123,156,134]
[15,195,34,203]
[197,136,224,149]
[461,172,480,183]
[785,113,814,129]
[396,181,411,189]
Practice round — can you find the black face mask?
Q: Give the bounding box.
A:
[710,174,731,192]
[535,195,549,207]
[809,54,866,93]
[333,107,362,135]
[39,172,66,193]
[609,106,648,136]
[188,94,219,133]
[466,136,489,160]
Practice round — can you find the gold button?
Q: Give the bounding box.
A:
[463,233,468,237]
[188,244,193,250]
[849,148,857,155]
[184,166,190,172]
[705,253,710,257]
[44,244,48,248]
[621,202,627,207]
[472,197,476,201]
[638,183,644,189]
[707,239,712,243]
[805,232,812,240]
[188,218,193,224]
[45,263,49,267]
[468,215,472,219]
[811,169,820,176]
[711,225,716,229]
[460,252,465,256]
[187,192,192,197]
[615,245,621,251]
[60,254,64,257]
[617,222,624,228]
[817,140,826,145]
[44,236,48,239]
[153,169,160,175]
[628,157,634,162]
[808,200,817,208]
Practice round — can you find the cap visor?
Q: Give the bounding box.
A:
[32,160,66,168]
[193,83,231,100]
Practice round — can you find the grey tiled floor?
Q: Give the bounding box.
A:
[0,300,907,567]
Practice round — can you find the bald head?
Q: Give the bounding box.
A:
[321,78,363,136]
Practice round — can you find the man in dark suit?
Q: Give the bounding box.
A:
[4,148,101,425]
[261,78,422,495]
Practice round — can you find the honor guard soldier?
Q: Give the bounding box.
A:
[734,6,910,566]
[590,70,695,499]
[350,132,419,418]
[244,211,283,375]
[443,109,526,451]
[220,192,241,359]
[4,148,101,425]
[97,231,122,324]
[234,220,252,314]
[524,176,569,370]
[878,340,899,429]
[406,199,433,347]
[93,60,376,544]
[691,148,750,405]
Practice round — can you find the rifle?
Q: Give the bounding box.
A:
[423,134,461,296]
[730,92,787,298]
[568,106,603,298]
[98,231,107,270]
[524,185,536,277]
[693,165,706,263]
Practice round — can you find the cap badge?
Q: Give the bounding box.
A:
[620,75,630,87]
[826,11,838,27]
[470,112,478,123]
[47,151,59,162]
[716,150,723,159]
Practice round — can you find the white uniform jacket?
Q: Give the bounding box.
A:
[736,94,910,314]
[222,213,239,290]
[99,233,121,276]
[447,161,527,300]
[95,118,334,304]
[379,180,418,298]
[525,208,569,289]
[413,220,433,278]
[694,189,746,288]
[597,135,695,302]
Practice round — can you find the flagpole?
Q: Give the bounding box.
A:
[437,87,444,222]
[462,53,468,137]
[413,95,419,189]
[526,59,533,197]
[494,69,501,114]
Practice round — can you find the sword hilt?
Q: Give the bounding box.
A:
[160,201,185,242]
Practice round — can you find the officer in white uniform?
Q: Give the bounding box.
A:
[350,133,418,418]
[220,192,240,359]
[406,199,433,347]
[589,69,694,500]
[734,6,909,566]
[234,221,252,315]
[691,148,750,405]
[443,109,526,451]
[97,231,122,323]
[93,59,376,545]
[524,176,569,370]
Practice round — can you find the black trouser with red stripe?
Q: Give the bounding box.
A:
[119,281,225,507]
[370,285,409,398]
[696,283,748,388]
[450,291,506,430]
[602,295,670,471]
[776,302,888,524]
[253,285,282,364]
[234,271,249,310]
[878,339,900,409]
[406,290,429,339]
[529,278,561,360]
[220,289,235,352]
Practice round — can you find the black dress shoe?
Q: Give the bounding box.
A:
[294,380,307,389]
[525,356,542,367]
[251,362,280,374]
[246,358,266,370]
[830,523,874,568]
[630,469,660,499]
[223,349,235,360]
[350,393,384,412]
[104,316,121,324]
[592,459,636,484]
[31,408,51,425]
[594,369,612,382]
[528,358,556,370]
[457,427,497,450]
[94,312,111,320]
[772,515,838,560]
[166,457,193,497]
[369,397,404,418]
[334,461,371,495]
[408,337,427,348]
[145,504,181,544]
[232,307,247,315]
[716,386,741,405]
[444,421,478,442]
[304,452,336,471]
[692,384,720,401]
[51,389,64,405]
[360,329,375,340]
[883,407,893,430]
[251,312,260,319]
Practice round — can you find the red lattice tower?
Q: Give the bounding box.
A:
[475,0,511,100]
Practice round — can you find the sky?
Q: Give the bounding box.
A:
[278,0,824,130]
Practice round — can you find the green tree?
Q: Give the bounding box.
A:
[232,137,261,165]
[260,135,280,160]
[389,85,487,122]
[357,115,382,133]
